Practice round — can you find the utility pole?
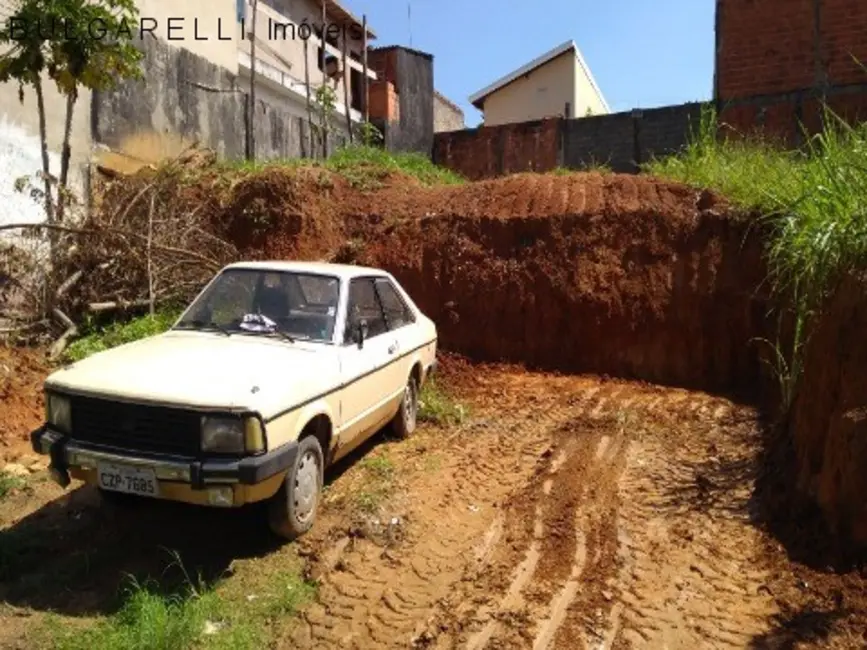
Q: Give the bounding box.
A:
[320,0,328,157]
[304,38,314,156]
[247,0,259,161]
[362,15,369,124]
[342,28,353,143]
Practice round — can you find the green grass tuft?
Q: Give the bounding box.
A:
[65,310,182,363]
[418,378,468,427]
[0,470,26,500]
[44,557,315,650]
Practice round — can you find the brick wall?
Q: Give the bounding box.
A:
[433,103,703,179]
[432,118,561,180]
[716,0,867,140]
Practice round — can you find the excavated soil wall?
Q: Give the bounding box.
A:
[789,275,867,547]
[245,172,774,396]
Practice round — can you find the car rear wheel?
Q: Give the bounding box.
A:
[268,436,324,540]
[392,375,419,439]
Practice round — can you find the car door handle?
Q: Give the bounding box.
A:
[388,342,398,354]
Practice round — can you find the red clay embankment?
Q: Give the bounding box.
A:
[789,275,867,547]
[330,173,772,396]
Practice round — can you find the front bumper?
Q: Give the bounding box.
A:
[30,425,296,507]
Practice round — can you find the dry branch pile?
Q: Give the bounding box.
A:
[0,148,241,351]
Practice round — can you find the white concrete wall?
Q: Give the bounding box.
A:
[0,85,92,227]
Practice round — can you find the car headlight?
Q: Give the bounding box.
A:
[46,393,71,433]
[201,415,265,454]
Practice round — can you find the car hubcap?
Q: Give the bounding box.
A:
[293,450,319,524]
[404,383,417,430]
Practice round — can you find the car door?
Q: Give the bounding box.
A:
[335,277,394,457]
[374,276,419,389]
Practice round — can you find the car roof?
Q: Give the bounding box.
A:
[221,260,389,280]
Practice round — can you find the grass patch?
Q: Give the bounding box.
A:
[65,310,182,363]
[418,378,468,427]
[646,104,867,412]
[352,454,397,514]
[43,554,315,650]
[0,470,26,500]
[225,144,464,189]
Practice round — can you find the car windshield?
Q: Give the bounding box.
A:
[174,269,340,343]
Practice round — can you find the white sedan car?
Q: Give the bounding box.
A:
[31,261,438,539]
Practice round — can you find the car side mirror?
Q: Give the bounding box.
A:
[356,319,369,348]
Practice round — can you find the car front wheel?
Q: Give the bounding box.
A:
[268,436,324,540]
[392,375,419,439]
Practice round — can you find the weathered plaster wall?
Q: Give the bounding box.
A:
[94,34,348,174]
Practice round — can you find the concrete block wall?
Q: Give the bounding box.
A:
[433,92,465,133]
[433,103,704,180]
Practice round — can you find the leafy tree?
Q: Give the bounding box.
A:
[0,0,144,229]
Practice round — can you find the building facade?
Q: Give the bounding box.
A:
[468,40,609,127]
[0,0,380,222]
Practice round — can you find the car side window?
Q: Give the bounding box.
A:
[344,278,388,344]
[375,279,416,330]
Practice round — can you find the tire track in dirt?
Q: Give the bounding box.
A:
[408,380,640,650]
[288,370,782,649]
[608,405,779,650]
[289,389,585,648]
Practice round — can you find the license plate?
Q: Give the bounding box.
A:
[97,462,159,497]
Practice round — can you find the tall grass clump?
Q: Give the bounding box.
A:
[648,105,867,413]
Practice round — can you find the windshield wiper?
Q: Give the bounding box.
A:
[266,329,296,343]
[175,320,231,336]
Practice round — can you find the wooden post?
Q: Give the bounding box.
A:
[362,15,369,124]
[342,28,352,143]
[247,0,259,162]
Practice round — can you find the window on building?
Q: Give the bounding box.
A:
[236,0,244,22]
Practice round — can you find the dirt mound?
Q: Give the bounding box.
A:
[0,346,50,463]
[337,174,773,395]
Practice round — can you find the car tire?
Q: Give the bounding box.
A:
[268,436,324,540]
[392,375,419,439]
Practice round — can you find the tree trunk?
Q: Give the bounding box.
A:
[57,90,77,224]
[34,78,54,226]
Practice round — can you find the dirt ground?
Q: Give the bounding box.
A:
[6,346,867,650]
[284,357,867,650]
[1,350,867,648]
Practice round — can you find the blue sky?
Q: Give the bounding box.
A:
[347,0,716,126]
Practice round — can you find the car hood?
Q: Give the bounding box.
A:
[44,330,337,418]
